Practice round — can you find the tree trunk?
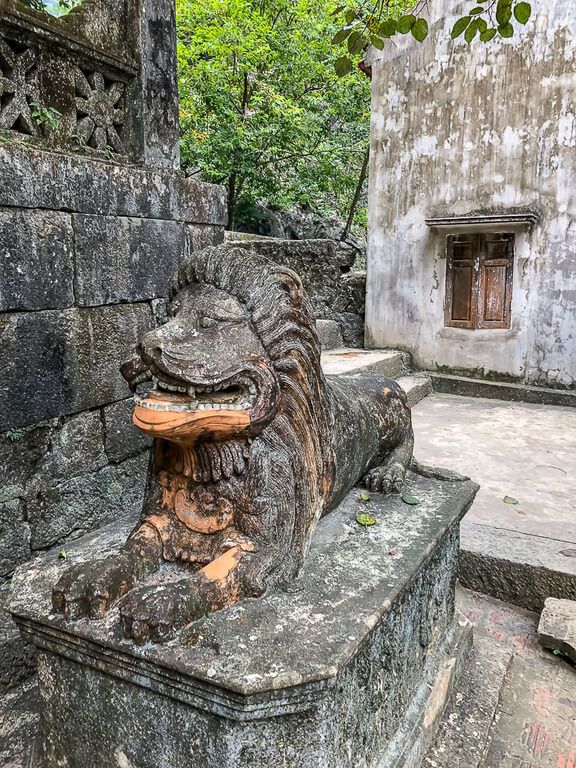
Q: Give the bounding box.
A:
[341,146,370,242]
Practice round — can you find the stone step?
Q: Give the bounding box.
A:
[422,636,513,768]
[459,522,576,613]
[428,372,576,409]
[396,375,433,407]
[315,319,343,350]
[321,348,409,379]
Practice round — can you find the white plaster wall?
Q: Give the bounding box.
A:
[366,0,576,387]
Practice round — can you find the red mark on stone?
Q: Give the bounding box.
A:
[388,550,397,557]
[524,722,551,757]
[558,751,576,768]
[534,685,552,717]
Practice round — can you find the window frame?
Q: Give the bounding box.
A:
[444,233,514,330]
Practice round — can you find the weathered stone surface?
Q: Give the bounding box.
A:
[0,209,75,312]
[538,597,576,663]
[12,473,477,768]
[0,676,39,768]
[74,214,186,305]
[0,582,36,692]
[229,239,366,346]
[102,398,151,463]
[28,453,147,550]
[0,145,227,225]
[0,304,153,429]
[0,500,30,579]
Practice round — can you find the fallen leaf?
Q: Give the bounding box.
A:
[503,496,519,505]
[359,491,370,502]
[356,513,377,527]
[401,494,420,506]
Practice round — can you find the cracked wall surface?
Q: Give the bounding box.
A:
[366,0,576,388]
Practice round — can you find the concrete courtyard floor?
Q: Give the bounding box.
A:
[412,393,576,547]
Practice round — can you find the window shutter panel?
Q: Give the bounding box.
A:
[477,234,514,329]
[445,235,478,328]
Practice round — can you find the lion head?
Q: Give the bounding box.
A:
[121,244,335,510]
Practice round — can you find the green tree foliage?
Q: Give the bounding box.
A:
[331,0,532,75]
[176,0,373,230]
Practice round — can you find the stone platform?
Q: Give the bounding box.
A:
[10,473,478,768]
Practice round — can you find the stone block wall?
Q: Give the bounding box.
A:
[228,238,367,347]
[0,146,226,578]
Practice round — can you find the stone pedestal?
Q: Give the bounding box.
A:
[11,473,477,768]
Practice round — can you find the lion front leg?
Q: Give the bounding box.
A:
[363,425,414,494]
[117,544,271,643]
[52,524,163,620]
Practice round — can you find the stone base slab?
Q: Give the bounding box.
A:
[11,473,478,768]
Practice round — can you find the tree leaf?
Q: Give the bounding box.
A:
[331,28,352,45]
[514,2,532,24]
[451,16,471,38]
[480,27,497,40]
[401,493,421,506]
[498,22,514,37]
[469,6,485,14]
[345,8,356,24]
[334,56,354,76]
[496,0,512,26]
[356,513,377,526]
[347,30,366,54]
[397,14,416,34]
[379,18,397,37]
[465,20,478,42]
[503,495,519,505]
[411,18,428,42]
[370,34,385,50]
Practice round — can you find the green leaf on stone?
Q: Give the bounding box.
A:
[356,513,377,527]
[359,491,370,502]
[401,494,421,506]
[411,18,428,42]
[451,16,471,38]
[58,550,67,559]
[503,495,519,505]
[514,2,532,24]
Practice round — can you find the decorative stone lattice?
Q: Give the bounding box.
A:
[0,38,39,135]
[74,68,125,153]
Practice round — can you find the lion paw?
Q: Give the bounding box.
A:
[363,462,406,494]
[118,583,202,644]
[52,554,135,620]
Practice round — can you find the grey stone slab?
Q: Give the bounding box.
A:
[102,398,151,463]
[27,453,147,550]
[11,474,478,768]
[321,348,408,379]
[0,144,227,224]
[397,375,433,408]
[429,372,576,409]
[0,303,153,429]
[459,523,576,612]
[315,319,343,350]
[0,582,36,692]
[73,214,186,306]
[538,597,576,663]
[0,499,31,579]
[0,208,75,311]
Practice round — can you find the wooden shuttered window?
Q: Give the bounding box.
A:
[445,233,514,329]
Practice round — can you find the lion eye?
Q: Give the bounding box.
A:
[200,316,218,329]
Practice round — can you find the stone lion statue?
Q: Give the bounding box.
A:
[53,245,414,643]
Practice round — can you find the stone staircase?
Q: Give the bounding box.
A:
[318,319,432,408]
[421,588,576,768]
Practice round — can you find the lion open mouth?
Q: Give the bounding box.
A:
[133,372,255,413]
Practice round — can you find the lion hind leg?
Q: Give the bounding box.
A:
[363,428,414,494]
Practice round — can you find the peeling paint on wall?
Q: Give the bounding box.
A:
[366,0,576,388]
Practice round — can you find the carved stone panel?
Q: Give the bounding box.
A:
[74,68,125,152]
[0,38,39,135]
